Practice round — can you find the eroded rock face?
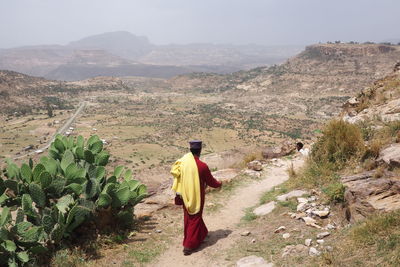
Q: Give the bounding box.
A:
[342,172,400,222]
[377,143,400,168]
[262,140,295,159]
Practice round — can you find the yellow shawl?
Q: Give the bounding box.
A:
[171,153,201,215]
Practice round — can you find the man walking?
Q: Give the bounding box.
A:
[171,140,222,255]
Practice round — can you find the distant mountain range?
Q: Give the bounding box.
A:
[0,31,303,81]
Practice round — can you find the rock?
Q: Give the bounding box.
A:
[281,244,308,257]
[155,229,162,233]
[242,169,262,178]
[302,217,322,228]
[317,232,330,239]
[207,202,216,207]
[316,239,324,244]
[296,202,308,212]
[297,197,308,203]
[325,246,334,252]
[262,140,296,159]
[305,239,312,247]
[251,238,256,243]
[247,160,263,171]
[274,226,286,233]
[212,168,240,183]
[326,223,336,230]
[254,201,276,216]
[308,196,317,202]
[377,143,400,168]
[312,209,330,218]
[236,255,273,267]
[282,233,290,239]
[309,247,321,257]
[277,190,308,201]
[241,231,251,236]
[343,175,400,222]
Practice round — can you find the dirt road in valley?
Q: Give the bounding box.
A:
[13,101,87,160]
[150,157,304,267]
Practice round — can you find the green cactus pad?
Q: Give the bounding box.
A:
[96,193,112,208]
[39,171,53,188]
[20,163,32,183]
[95,151,110,166]
[0,207,11,227]
[29,183,46,208]
[84,150,95,164]
[56,195,74,214]
[32,163,46,182]
[90,140,103,154]
[61,150,75,172]
[65,183,83,195]
[4,180,18,195]
[54,138,65,153]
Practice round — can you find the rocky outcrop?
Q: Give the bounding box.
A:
[262,140,295,159]
[247,160,263,171]
[342,172,400,222]
[377,143,400,168]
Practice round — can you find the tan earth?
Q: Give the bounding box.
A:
[150,157,304,267]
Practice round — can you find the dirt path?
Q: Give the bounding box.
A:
[150,157,304,267]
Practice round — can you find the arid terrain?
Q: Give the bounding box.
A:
[1,42,400,266]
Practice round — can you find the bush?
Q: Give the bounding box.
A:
[322,182,346,203]
[311,120,365,169]
[0,134,147,266]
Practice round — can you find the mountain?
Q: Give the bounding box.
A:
[0,32,303,81]
[68,31,153,60]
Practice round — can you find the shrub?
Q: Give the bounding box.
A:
[311,120,365,169]
[0,134,147,266]
[322,182,346,203]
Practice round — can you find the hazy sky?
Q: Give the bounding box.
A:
[1,0,399,48]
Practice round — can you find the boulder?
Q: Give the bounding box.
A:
[236,255,273,267]
[247,160,263,171]
[242,169,262,178]
[254,201,276,216]
[212,168,240,183]
[277,190,308,201]
[377,143,400,168]
[305,239,312,247]
[317,232,330,239]
[343,173,400,222]
[262,140,295,159]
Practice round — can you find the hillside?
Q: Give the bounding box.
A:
[170,43,400,119]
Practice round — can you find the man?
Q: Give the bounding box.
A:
[296,142,310,156]
[171,140,222,255]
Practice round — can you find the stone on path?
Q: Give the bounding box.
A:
[317,232,330,239]
[236,255,273,267]
[241,231,251,236]
[305,239,312,247]
[282,233,290,239]
[247,160,263,171]
[274,226,286,233]
[254,201,276,216]
[277,190,308,201]
[302,217,322,228]
[212,168,240,183]
[309,247,321,256]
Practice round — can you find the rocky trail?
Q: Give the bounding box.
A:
[150,157,304,267]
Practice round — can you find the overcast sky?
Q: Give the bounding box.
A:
[0,0,399,48]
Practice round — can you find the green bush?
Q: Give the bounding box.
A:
[322,182,346,203]
[311,120,365,169]
[0,134,147,266]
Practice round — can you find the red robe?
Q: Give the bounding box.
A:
[182,156,222,249]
